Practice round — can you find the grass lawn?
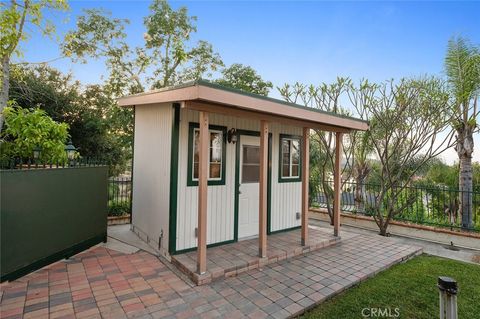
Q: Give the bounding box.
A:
[302,254,480,319]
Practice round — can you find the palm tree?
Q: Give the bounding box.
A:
[445,36,480,229]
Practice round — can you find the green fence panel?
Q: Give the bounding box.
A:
[1,166,108,282]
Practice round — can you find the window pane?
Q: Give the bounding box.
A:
[291,164,299,177]
[210,163,221,179]
[282,164,290,177]
[193,163,199,179]
[194,130,199,162]
[282,140,290,178]
[282,140,290,163]
[242,166,259,183]
[291,140,300,165]
[243,145,260,164]
[210,132,222,163]
[192,128,223,181]
[242,145,260,183]
[193,130,199,179]
[210,147,221,163]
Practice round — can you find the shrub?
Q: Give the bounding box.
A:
[108,201,131,216]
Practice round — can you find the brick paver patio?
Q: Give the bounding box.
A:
[0,232,421,319]
[172,227,339,285]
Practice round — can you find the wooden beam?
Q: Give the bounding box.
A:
[301,127,310,246]
[197,111,208,274]
[185,101,350,133]
[333,132,343,237]
[197,85,369,131]
[259,120,268,258]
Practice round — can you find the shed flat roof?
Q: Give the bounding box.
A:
[118,80,368,132]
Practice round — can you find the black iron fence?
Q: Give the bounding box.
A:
[0,157,105,169]
[312,180,480,232]
[108,177,132,217]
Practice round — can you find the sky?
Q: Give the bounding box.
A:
[17,0,480,163]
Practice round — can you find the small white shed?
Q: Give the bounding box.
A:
[118,80,368,274]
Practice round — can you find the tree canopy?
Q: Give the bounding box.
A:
[1,105,69,162]
[215,63,273,96]
[63,0,223,95]
[1,0,68,130]
[9,65,131,175]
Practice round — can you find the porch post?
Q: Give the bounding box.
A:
[259,120,268,258]
[333,132,343,237]
[197,111,209,274]
[301,127,310,246]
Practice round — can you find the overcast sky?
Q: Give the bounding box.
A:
[18,0,480,164]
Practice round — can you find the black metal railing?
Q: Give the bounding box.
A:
[108,177,132,217]
[312,180,480,232]
[0,157,105,169]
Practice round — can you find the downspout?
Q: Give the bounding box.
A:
[130,106,136,225]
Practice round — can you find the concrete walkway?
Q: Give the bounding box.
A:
[309,220,480,265]
[0,230,420,319]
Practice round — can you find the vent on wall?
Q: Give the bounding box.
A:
[195,227,198,238]
[296,212,301,220]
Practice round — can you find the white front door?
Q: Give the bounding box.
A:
[238,135,260,239]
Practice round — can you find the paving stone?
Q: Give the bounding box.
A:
[0,229,421,319]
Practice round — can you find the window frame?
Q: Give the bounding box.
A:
[187,122,227,186]
[278,134,302,183]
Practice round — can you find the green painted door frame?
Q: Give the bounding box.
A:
[168,118,274,255]
[234,130,273,241]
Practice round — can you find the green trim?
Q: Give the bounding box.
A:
[278,134,302,183]
[121,79,368,125]
[1,233,106,283]
[168,104,180,254]
[267,135,272,235]
[172,239,235,255]
[268,225,301,235]
[187,122,227,187]
[234,130,272,240]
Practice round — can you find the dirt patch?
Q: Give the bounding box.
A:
[471,254,480,264]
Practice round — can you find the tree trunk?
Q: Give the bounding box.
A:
[323,182,334,225]
[378,223,388,236]
[459,155,473,229]
[456,125,474,230]
[0,55,9,131]
[354,175,366,213]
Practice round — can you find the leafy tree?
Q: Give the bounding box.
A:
[351,78,454,235]
[0,0,68,130]
[350,130,374,212]
[279,78,355,224]
[215,63,273,96]
[444,36,480,229]
[1,105,68,162]
[63,0,223,95]
[9,65,131,175]
[421,159,459,188]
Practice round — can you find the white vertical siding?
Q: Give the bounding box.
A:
[175,109,302,251]
[132,103,172,256]
[270,124,303,232]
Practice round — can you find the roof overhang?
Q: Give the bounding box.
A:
[118,81,369,133]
